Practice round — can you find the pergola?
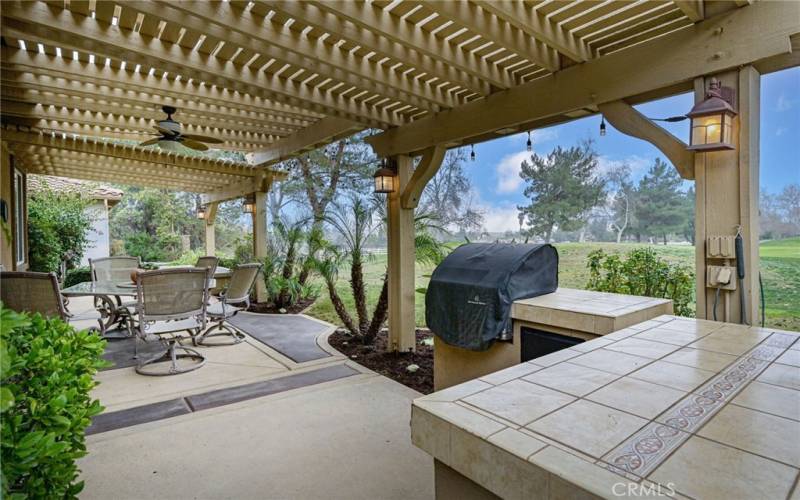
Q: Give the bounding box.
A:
[1,1,798,350]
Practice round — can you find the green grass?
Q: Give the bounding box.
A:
[304,240,799,332]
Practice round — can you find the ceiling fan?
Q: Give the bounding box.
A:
[138,105,224,152]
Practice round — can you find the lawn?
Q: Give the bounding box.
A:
[304,239,799,332]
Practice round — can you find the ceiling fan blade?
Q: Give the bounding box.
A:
[154,124,179,136]
[181,138,209,151]
[181,133,224,144]
[138,137,161,147]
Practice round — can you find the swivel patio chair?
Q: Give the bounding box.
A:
[196,263,262,346]
[133,267,210,376]
[194,255,219,292]
[90,255,141,328]
[0,271,68,320]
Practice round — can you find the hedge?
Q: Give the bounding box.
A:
[0,305,108,499]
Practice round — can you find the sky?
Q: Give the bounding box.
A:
[459,67,800,233]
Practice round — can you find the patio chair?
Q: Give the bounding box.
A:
[0,271,68,320]
[196,263,262,346]
[90,255,141,326]
[133,267,210,376]
[195,255,219,292]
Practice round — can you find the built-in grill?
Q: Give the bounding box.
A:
[426,243,558,351]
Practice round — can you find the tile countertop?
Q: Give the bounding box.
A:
[512,288,673,336]
[411,315,800,500]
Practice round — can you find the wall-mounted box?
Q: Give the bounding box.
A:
[707,265,737,290]
[707,236,736,259]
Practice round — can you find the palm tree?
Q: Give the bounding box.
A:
[314,195,448,345]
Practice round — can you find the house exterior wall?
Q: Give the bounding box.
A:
[1,142,27,271]
[80,200,111,267]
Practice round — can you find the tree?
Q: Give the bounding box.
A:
[27,189,93,273]
[603,164,635,243]
[632,159,688,244]
[315,196,447,345]
[517,141,605,243]
[419,149,484,233]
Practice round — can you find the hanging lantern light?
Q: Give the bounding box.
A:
[526,131,532,152]
[470,144,476,161]
[196,205,207,220]
[373,158,396,194]
[242,194,256,214]
[687,78,737,152]
[600,116,607,136]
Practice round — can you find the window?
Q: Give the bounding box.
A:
[13,166,25,266]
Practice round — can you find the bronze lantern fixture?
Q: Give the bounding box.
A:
[687,78,737,152]
[242,194,256,214]
[373,159,396,194]
[196,204,207,220]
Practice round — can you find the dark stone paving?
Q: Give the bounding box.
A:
[229,313,332,363]
[101,337,165,371]
[87,398,191,435]
[88,364,358,435]
[186,364,358,411]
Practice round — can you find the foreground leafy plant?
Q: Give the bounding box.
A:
[0,305,108,499]
[586,247,694,316]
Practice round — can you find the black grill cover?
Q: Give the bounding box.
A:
[426,243,558,351]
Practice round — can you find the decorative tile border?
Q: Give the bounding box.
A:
[601,332,792,479]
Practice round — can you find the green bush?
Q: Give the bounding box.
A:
[64,267,92,288]
[123,231,182,262]
[587,247,694,317]
[0,305,108,499]
[28,191,93,273]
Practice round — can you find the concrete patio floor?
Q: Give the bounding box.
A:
[67,297,434,500]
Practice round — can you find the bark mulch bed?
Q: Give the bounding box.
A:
[328,328,434,394]
[247,298,316,315]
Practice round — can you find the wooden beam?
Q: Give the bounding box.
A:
[0,100,278,147]
[1,2,401,128]
[128,0,453,112]
[205,202,218,256]
[366,1,799,157]
[263,0,491,95]
[0,48,320,124]
[674,1,705,22]
[248,117,363,166]
[598,100,695,180]
[1,125,262,176]
[400,145,446,209]
[201,169,285,205]
[472,0,591,63]
[386,155,415,352]
[423,1,560,72]
[252,190,269,302]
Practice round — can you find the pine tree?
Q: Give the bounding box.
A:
[517,141,605,243]
[632,158,688,244]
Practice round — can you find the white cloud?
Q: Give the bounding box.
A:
[776,93,795,112]
[596,155,651,176]
[480,204,522,233]
[495,150,532,194]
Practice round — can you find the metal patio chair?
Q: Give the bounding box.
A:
[90,255,141,322]
[133,267,210,376]
[0,271,68,320]
[195,255,219,292]
[196,263,262,346]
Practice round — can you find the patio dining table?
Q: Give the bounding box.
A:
[61,281,137,338]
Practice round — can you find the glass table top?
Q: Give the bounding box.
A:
[61,281,137,297]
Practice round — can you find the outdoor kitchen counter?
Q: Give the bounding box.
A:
[412,315,800,499]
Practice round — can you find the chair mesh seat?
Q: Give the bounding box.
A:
[206,301,243,319]
[142,317,204,335]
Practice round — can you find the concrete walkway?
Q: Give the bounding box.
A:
[67,297,433,500]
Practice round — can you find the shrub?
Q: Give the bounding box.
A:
[64,267,92,288]
[123,231,182,262]
[28,190,93,273]
[587,247,695,317]
[0,305,108,499]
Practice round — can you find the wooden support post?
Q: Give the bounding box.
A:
[252,191,268,303]
[694,67,760,324]
[204,202,218,256]
[387,155,416,352]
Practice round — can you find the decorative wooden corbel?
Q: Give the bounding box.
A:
[598,100,695,180]
[400,145,446,209]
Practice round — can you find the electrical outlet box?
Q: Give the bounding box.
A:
[707,236,736,259]
[707,265,737,290]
